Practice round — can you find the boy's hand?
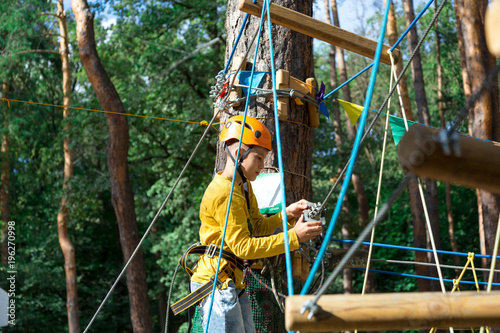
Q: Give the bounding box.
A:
[286,199,309,219]
[293,215,323,243]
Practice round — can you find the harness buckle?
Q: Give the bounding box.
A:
[206,244,218,259]
[210,275,223,288]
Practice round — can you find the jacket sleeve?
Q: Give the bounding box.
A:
[215,189,299,260]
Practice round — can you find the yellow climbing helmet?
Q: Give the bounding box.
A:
[219,115,272,151]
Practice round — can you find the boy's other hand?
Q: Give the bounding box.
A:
[293,214,323,243]
[286,199,309,219]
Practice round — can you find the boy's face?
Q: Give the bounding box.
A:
[240,146,269,181]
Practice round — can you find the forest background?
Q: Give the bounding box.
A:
[0,0,498,332]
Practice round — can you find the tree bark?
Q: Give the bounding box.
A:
[386,0,414,121]
[459,0,500,294]
[1,81,9,267]
[330,0,373,296]
[56,1,80,331]
[402,0,442,291]
[219,0,314,202]
[434,0,460,269]
[72,1,153,332]
[322,0,342,147]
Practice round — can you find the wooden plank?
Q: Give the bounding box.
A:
[306,78,319,128]
[286,291,500,332]
[276,69,290,120]
[485,0,500,56]
[397,124,500,195]
[239,0,399,66]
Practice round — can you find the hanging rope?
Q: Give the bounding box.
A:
[300,0,393,300]
[83,110,223,333]
[359,51,397,300]
[317,0,448,214]
[265,0,295,298]
[203,2,268,331]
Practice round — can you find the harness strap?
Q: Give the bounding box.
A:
[170,243,246,315]
[170,266,235,316]
[179,243,245,277]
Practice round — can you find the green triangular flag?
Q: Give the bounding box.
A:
[388,115,416,146]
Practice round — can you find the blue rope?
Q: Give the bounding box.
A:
[222,0,258,75]
[321,0,434,101]
[204,4,268,332]
[352,268,500,287]
[332,238,500,260]
[265,0,294,297]
[322,63,373,100]
[301,0,392,296]
[390,0,435,51]
[223,13,250,75]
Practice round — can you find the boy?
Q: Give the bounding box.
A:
[190,115,323,332]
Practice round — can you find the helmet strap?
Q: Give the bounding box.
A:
[224,143,251,210]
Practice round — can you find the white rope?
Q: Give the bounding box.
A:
[479,213,500,333]
[359,51,396,298]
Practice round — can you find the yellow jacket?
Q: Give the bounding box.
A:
[191,173,299,289]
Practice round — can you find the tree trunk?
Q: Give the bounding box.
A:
[386,0,414,121]
[434,0,460,269]
[386,0,431,290]
[402,0,442,291]
[322,0,343,147]
[1,81,9,267]
[219,0,314,202]
[459,0,500,294]
[72,1,153,332]
[57,1,80,331]
[330,0,374,296]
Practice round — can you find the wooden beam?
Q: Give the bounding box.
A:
[276,69,290,120]
[239,0,399,66]
[485,0,500,56]
[306,78,319,128]
[397,124,500,195]
[286,291,500,332]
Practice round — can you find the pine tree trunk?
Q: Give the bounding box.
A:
[57,1,80,331]
[219,0,314,203]
[386,0,414,121]
[434,0,460,269]
[459,0,500,299]
[322,0,342,147]
[72,1,153,332]
[402,0,442,291]
[1,81,9,267]
[330,0,374,296]
[386,0,431,290]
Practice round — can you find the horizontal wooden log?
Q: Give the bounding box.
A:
[397,124,500,195]
[286,291,500,331]
[239,0,399,65]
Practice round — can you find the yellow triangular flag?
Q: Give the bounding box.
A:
[338,99,364,126]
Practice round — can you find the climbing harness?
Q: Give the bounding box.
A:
[169,243,246,315]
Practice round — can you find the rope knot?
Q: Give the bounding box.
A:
[199,120,209,126]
